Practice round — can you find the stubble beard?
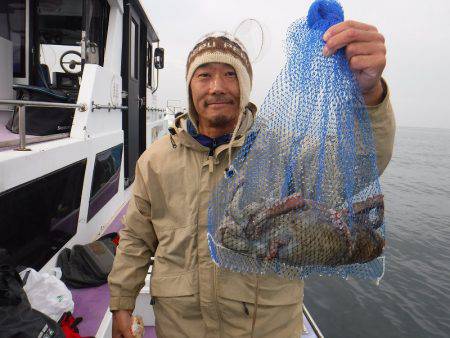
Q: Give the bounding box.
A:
[207,113,237,128]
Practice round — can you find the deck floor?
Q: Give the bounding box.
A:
[0,122,70,151]
[70,204,133,336]
[0,122,18,142]
[0,122,18,151]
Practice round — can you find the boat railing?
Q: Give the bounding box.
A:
[0,99,128,151]
[303,306,325,338]
[166,99,186,116]
[91,103,128,112]
[146,106,166,121]
[146,107,166,112]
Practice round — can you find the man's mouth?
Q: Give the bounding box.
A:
[206,101,232,106]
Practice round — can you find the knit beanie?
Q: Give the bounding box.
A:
[186,34,253,129]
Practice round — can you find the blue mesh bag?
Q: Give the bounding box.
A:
[208,0,385,281]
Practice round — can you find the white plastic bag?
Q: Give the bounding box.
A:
[19,267,74,321]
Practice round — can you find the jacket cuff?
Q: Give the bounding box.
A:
[366,78,390,121]
[365,78,396,174]
[109,296,136,312]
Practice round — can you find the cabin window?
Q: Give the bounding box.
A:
[37,0,109,77]
[37,0,82,46]
[130,18,138,79]
[0,0,26,78]
[84,0,110,66]
[37,0,83,85]
[0,159,87,270]
[87,144,123,221]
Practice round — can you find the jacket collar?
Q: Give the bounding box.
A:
[171,106,256,155]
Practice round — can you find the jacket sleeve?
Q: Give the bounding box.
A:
[367,79,396,175]
[108,159,158,311]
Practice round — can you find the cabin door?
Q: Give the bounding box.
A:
[123,6,146,187]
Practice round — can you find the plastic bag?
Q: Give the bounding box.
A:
[0,265,65,338]
[20,267,74,321]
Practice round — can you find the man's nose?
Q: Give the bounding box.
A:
[209,75,226,94]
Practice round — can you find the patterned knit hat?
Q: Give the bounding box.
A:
[186,34,253,129]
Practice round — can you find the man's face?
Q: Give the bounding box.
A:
[190,62,240,131]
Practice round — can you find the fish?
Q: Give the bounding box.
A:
[217,181,385,267]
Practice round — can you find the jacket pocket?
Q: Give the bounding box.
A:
[150,270,198,297]
[216,268,304,306]
[150,224,198,297]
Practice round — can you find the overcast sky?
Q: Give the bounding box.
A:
[142,0,450,129]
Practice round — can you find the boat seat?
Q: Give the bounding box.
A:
[36,63,52,89]
[13,84,74,102]
[5,84,76,136]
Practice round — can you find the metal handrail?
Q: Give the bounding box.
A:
[146,107,166,112]
[303,306,324,338]
[91,103,128,111]
[0,99,87,151]
[0,99,139,151]
[0,99,86,110]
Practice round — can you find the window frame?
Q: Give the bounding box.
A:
[130,17,138,80]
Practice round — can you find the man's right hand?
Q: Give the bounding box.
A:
[112,310,134,338]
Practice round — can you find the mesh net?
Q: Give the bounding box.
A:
[208,0,385,281]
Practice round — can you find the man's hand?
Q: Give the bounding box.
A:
[112,310,134,338]
[322,20,386,106]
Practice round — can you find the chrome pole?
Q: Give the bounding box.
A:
[16,106,30,151]
[146,107,166,112]
[0,99,87,151]
[91,103,128,111]
[0,99,86,111]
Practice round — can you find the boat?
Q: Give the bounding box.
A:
[0,0,322,336]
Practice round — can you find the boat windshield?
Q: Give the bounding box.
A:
[38,0,82,46]
[33,0,109,91]
[0,1,26,78]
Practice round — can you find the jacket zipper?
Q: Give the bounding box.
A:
[207,139,217,173]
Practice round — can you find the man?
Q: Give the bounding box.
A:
[109,20,395,338]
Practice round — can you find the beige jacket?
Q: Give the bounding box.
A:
[108,90,395,336]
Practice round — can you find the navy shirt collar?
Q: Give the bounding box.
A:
[187,119,231,155]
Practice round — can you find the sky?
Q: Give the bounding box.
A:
[142,0,450,129]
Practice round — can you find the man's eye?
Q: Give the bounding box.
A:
[226,72,237,77]
[198,73,210,78]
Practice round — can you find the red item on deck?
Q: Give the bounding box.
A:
[59,312,93,338]
[112,234,120,246]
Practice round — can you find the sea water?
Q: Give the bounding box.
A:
[304,127,450,338]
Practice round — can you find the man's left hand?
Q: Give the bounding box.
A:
[322,20,386,106]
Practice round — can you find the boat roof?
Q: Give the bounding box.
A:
[136,0,160,43]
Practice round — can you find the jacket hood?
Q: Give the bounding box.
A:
[171,103,257,152]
